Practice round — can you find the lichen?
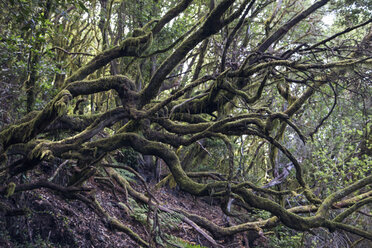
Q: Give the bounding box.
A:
[5,182,16,198]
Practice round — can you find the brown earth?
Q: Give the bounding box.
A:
[0,163,251,248]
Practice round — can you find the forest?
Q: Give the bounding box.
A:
[0,0,371,247]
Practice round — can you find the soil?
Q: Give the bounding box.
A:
[0,167,242,248]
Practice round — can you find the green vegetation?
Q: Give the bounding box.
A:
[0,0,371,247]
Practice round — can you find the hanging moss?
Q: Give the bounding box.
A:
[5,182,16,198]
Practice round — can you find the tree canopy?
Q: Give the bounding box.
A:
[0,0,371,247]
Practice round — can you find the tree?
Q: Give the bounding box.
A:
[1,0,371,247]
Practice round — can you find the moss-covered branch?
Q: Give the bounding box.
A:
[139,0,236,106]
[65,31,152,85]
[333,197,372,223]
[92,197,150,248]
[0,90,72,152]
[233,58,372,78]
[316,174,372,217]
[85,133,206,195]
[66,75,137,101]
[107,165,372,240]
[151,0,194,35]
[255,0,330,53]
[0,180,91,196]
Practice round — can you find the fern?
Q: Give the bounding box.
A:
[109,155,136,182]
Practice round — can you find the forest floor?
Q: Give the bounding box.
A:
[0,166,251,248]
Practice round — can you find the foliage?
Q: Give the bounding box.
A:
[1,0,371,247]
[266,226,303,248]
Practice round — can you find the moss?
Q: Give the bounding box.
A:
[5,182,16,198]
[92,197,150,247]
[333,197,372,223]
[316,174,372,218]
[121,31,153,57]
[64,30,153,86]
[85,132,207,195]
[0,90,72,152]
[28,141,52,161]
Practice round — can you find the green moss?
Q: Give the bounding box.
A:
[5,182,16,198]
[0,90,72,151]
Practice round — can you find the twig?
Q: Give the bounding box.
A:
[181,215,224,248]
[48,160,69,182]
[48,46,94,56]
[309,83,337,139]
[302,19,372,51]
[197,140,212,157]
[102,163,159,204]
